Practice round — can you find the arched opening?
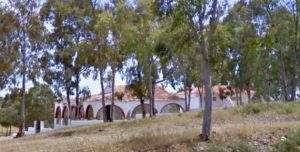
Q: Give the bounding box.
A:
[55,106,61,125]
[85,105,94,120]
[131,104,158,118]
[160,103,183,113]
[62,106,69,125]
[79,105,84,119]
[96,105,125,121]
[70,106,76,120]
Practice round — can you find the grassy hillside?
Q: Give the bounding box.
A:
[0,102,300,152]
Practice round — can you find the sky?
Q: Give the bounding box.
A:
[0,0,239,97]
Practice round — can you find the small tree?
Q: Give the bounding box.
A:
[0,107,20,136]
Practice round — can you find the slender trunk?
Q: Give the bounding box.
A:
[75,71,80,119]
[197,86,203,111]
[184,86,188,111]
[148,58,153,118]
[110,67,115,122]
[19,48,26,137]
[152,81,156,116]
[100,69,107,122]
[291,4,299,101]
[66,86,71,125]
[235,90,239,106]
[187,86,191,111]
[200,0,218,141]
[9,125,11,136]
[246,83,251,104]
[239,90,242,105]
[279,51,289,101]
[200,41,213,141]
[140,98,146,118]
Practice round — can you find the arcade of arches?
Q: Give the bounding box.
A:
[54,102,183,125]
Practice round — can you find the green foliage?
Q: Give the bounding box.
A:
[0,107,20,127]
[275,129,300,152]
[25,84,55,127]
[235,102,300,115]
[207,145,226,152]
[207,140,255,152]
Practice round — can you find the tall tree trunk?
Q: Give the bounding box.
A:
[140,97,146,118]
[100,69,107,122]
[75,71,80,119]
[239,90,243,105]
[200,0,218,141]
[279,51,289,101]
[9,125,11,136]
[19,48,26,137]
[184,85,188,111]
[246,83,251,104]
[197,86,203,111]
[110,67,115,122]
[291,2,299,101]
[187,86,191,111]
[200,43,213,141]
[148,57,153,118]
[235,90,240,106]
[66,86,71,125]
[151,81,156,116]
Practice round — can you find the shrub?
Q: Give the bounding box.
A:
[275,103,296,114]
[196,112,203,118]
[207,140,255,152]
[240,103,266,115]
[207,145,226,152]
[227,140,256,152]
[275,129,300,152]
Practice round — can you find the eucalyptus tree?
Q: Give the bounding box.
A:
[158,0,225,140]
[223,0,261,103]
[0,8,19,92]
[250,0,299,101]
[6,0,44,136]
[88,0,111,122]
[41,0,92,121]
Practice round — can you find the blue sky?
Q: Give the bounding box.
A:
[0,0,239,97]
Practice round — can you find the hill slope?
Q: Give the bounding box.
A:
[0,102,300,152]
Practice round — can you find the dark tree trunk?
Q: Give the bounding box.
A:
[197,86,203,111]
[100,69,107,122]
[279,51,289,101]
[245,83,251,104]
[66,86,71,125]
[184,86,188,111]
[9,125,11,136]
[291,3,299,101]
[239,90,242,105]
[200,0,218,141]
[140,98,146,118]
[148,58,153,118]
[187,86,191,111]
[75,71,80,119]
[110,67,115,122]
[151,81,156,116]
[200,47,213,141]
[18,48,26,137]
[235,90,240,106]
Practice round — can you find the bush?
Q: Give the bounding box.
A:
[228,140,256,152]
[240,103,268,115]
[207,145,226,152]
[275,103,296,114]
[196,112,203,118]
[275,129,300,152]
[207,140,255,152]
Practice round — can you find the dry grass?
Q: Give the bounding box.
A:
[0,102,299,152]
